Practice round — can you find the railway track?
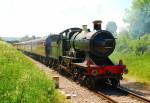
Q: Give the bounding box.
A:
[58,69,150,103]
[85,85,150,103]
[117,86,150,103]
[66,76,150,103]
[96,84,150,103]
[58,70,118,103]
[52,65,118,103]
[93,90,118,103]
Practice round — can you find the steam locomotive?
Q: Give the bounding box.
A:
[14,20,128,88]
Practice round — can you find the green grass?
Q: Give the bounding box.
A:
[0,41,69,103]
[110,34,150,85]
[111,52,150,84]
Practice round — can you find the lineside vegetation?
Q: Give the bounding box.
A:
[0,41,68,103]
[110,34,150,85]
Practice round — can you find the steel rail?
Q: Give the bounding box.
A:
[117,86,150,103]
[94,90,118,103]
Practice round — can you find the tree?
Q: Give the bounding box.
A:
[123,0,150,38]
[20,35,30,41]
[106,21,117,35]
[0,37,2,41]
[20,35,38,42]
[31,35,36,39]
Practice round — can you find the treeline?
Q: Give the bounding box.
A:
[19,35,41,42]
[115,34,150,56]
[123,0,150,38]
[111,0,150,56]
[2,35,41,44]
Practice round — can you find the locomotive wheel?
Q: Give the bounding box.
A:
[52,60,56,68]
[47,59,50,67]
[53,60,58,69]
[48,59,52,68]
[80,74,86,86]
[58,60,66,75]
[72,68,78,81]
[45,59,48,66]
[54,61,59,70]
[48,59,51,67]
[58,65,64,74]
[42,57,44,64]
[45,58,49,66]
[51,60,54,68]
[111,79,120,87]
[85,77,96,89]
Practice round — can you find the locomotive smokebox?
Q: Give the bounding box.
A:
[93,20,102,30]
[71,20,115,57]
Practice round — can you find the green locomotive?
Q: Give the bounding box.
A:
[14,20,127,88]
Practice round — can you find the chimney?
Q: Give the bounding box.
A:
[93,20,102,30]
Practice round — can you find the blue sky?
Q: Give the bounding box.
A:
[0,0,132,37]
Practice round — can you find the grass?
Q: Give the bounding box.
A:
[111,52,150,84]
[110,34,150,85]
[0,41,69,103]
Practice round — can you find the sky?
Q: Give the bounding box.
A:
[0,0,132,37]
